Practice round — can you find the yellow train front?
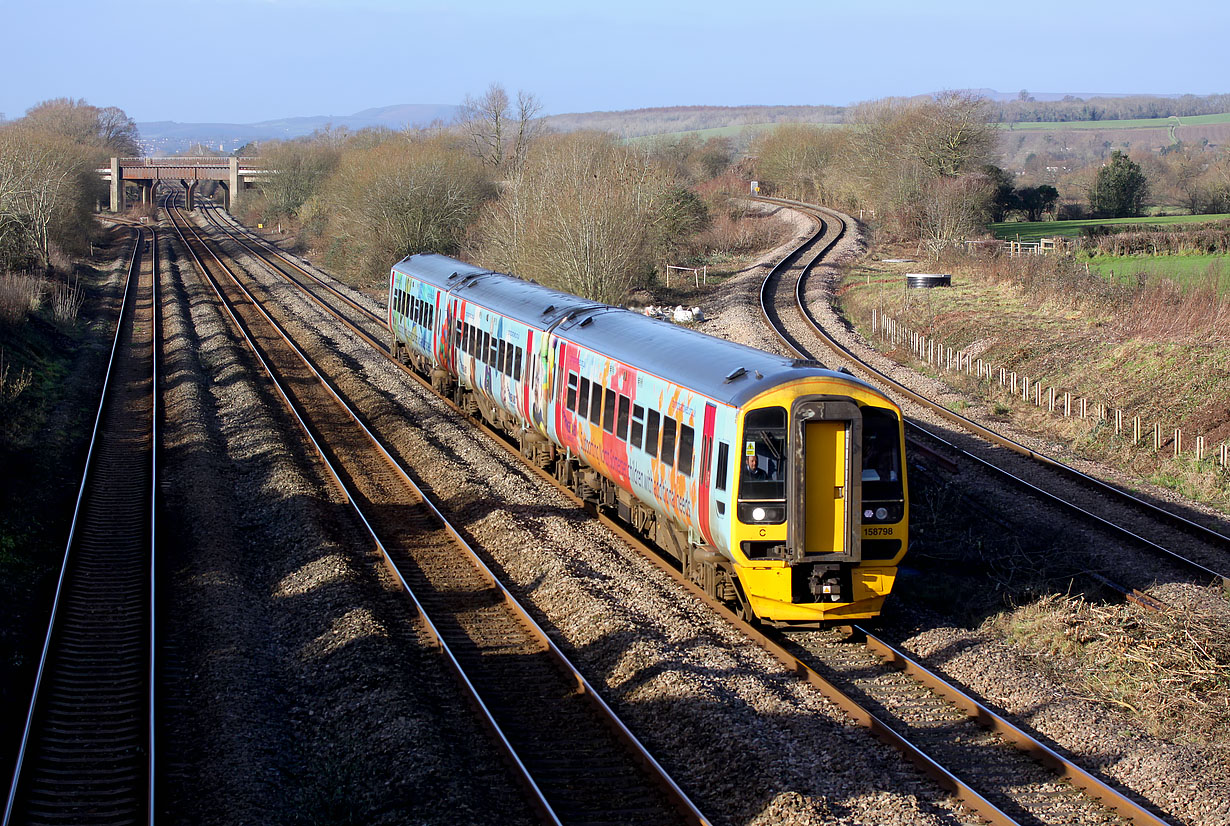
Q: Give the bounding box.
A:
[725,375,908,623]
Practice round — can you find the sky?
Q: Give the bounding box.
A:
[3,0,1228,125]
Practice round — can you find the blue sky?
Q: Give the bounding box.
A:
[3,0,1227,124]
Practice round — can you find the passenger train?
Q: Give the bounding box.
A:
[389,253,908,623]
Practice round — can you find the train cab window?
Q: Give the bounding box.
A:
[862,407,905,524]
[660,416,677,468]
[715,442,730,492]
[630,405,645,449]
[588,380,603,426]
[514,346,523,380]
[678,424,695,476]
[603,387,616,433]
[645,410,660,458]
[739,407,787,520]
[616,395,631,441]
[566,373,579,411]
[577,377,591,419]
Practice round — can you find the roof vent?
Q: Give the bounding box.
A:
[724,367,747,383]
[542,304,555,315]
[579,316,594,327]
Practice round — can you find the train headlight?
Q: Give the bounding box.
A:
[875,507,889,520]
[752,507,767,521]
[864,509,874,519]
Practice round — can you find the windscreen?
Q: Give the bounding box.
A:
[739,406,787,501]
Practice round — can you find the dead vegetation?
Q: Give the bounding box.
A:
[993,590,1230,759]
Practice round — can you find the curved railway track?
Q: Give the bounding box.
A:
[167,197,708,826]
[754,196,1230,588]
[5,228,159,826]
[190,194,1185,825]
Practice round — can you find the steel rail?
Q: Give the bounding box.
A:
[761,197,1230,569]
[855,626,1174,826]
[5,226,157,826]
[199,202,387,331]
[167,200,710,826]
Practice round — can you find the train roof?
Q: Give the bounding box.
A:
[392,254,883,408]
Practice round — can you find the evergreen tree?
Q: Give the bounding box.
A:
[1088,150,1148,217]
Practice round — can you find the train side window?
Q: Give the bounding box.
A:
[454,320,463,347]
[589,380,603,426]
[578,376,591,419]
[481,332,490,363]
[661,416,677,468]
[488,334,499,366]
[566,373,578,411]
[630,404,645,449]
[616,394,630,440]
[678,423,695,476]
[645,410,660,459]
[410,298,418,325]
[715,442,730,491]
[427,304,434,330]
[514,346,523,380]
[602,387,616,432]
[498,340,507,374]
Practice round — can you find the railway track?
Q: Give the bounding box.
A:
[192,196,1186,825]
[167,198,708,826]
[5,228,159,826]
[754,196,1230,589]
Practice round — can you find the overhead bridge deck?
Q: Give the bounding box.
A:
[99,156,269,211]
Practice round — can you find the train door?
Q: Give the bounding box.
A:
[788,398,861,563]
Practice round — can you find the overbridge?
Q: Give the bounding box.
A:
[99,157,269,212]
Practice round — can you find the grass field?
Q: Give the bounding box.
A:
[996,112,1230,131]
[627,121,842,143]
[990,213,1230,242]
[1085,253,1229,291]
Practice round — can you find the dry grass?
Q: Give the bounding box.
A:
[0,274,44,327]
[50,277,85,326]
[993,591,1230,756]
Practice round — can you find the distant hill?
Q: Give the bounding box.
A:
[134,93,1228,156]
[136,103,459,153]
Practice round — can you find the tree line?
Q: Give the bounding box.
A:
[0,98,138,273]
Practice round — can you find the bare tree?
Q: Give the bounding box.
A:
[459,83,543,169]
[318,133,494,284]
[918,173,993,258]
[474,132,676,303]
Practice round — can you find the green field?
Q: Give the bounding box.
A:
[1085,254,1229,291]
[990,213,1230,242]
[996,112,1230,131]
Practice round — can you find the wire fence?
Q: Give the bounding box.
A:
[871,308,1230,469]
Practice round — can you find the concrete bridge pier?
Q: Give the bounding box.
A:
[228,157,241,213]
[182,180,198,210]
[110,158,125,212]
